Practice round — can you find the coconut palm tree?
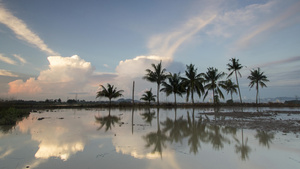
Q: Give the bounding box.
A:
[247,67,269,104]
[222,79,238,101]
[143,61,167,105]
[182,64,204,104]
[227,58,243,103]
[160,72,185,105]
[96,83,124,106]
[203,67,226,104]
[140,88,156,105]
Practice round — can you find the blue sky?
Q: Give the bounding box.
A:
[0,0,299,102]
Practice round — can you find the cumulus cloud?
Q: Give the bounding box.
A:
[8,55,95,99]
[0,2,58,55]
[0,53,16,65]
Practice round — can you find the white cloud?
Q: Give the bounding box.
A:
[0,69,18,77]
[0,53,16,65]
[13,54,27,64]
[8,55,95,99]
[0,3,58,55]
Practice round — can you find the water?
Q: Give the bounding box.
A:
[0,108,299,169]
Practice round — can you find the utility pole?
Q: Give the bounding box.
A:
[132,81,135,105]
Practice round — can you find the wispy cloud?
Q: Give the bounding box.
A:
[0,2,58,55]
[236,1,300,50]
[0,53,16,65]
[148,14,217,58]
[13,54,27,64]
[255,55,300,68]
[0,69,18,77]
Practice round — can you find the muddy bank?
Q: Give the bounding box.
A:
[200,110,300,134]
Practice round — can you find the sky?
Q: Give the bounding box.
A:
[0,0,299,102]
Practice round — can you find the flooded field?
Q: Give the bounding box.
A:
[0,108,300,169]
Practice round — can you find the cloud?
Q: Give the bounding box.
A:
[0,53,16,65]
[0,69,18,77]
[13,54,27,64]
[254,55,300,68]
[236,1,300,50]
[148,14,217,58]
[0,2,58,55]
[8,55,95,99]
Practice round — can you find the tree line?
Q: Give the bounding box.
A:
[97,58,269,105]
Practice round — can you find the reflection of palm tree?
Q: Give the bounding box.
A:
[207,125,230,150]
[140,109,156,126]
[234,129,251,161]
[184,109,208,154]
[95,109,121,132]
[255,130,274,149]
[161,109,186,144]
[143,108,168,158]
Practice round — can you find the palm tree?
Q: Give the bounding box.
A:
[247,67,269,104]
[140,88,156,105]
[222,79,238,101]
[96,83,124,106]
[143,61,167,105]
[203,67,226,104]
[227,58,243,103]
[181,64,204,104]
[160,72,185,105]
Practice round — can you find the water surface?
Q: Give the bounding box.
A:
[0,108,299,169]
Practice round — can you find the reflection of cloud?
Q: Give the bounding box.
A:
[0,147,13,159]
[0,53,16,65]
[0,3,58,55]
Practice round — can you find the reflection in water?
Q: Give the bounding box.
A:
[255,130,275,148]
[234,129,251,161]
[143,108,168,158]
[0,108,297,169]
[95,108,121,131]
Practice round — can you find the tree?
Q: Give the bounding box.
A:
[227,58,243,103]
[203,67,226,104]
[247,67,269,104]
[160,72,185,105]
[181,64,204,104]
[143,61,167,105]
[96,83,124,105]
[140,88,156,105]
[222,79,238,101]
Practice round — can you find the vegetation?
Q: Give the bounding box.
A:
[140,88,156,105]
[143,60,167,105]
[0,107,30,126]
[96,83,124,106]
[223,79,238,101]
[203,67,226,104]
[227,58,243,103]
[247,68,269,104]
[160,72,185,105]
[181,64,204,104]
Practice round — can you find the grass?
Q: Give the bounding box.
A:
[0,107,30,125]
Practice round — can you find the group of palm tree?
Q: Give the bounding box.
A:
[96,58,269,105]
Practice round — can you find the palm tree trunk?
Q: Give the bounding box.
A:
[256,83,259,104]
[157,83,160,105]
[231,91,233,100]
[174,93,177,106]
[213,89,215,104]
[235,71,242,103]
[191,91,194,104]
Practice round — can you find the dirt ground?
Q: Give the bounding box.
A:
[201,110,300,134]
